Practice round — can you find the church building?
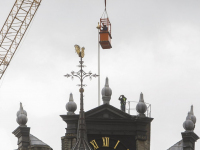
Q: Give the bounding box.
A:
[12,77,199,150]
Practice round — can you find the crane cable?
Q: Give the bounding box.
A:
[105,0,106,10]
[101,0,109,18]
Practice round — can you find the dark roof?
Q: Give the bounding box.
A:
[29,134,52,149]
[167,140,183,150]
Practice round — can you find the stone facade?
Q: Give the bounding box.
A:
[61,136,77,150]
[136,123,151,150]
[61,103,153,150]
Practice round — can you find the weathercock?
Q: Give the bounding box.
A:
[74,44,85,58]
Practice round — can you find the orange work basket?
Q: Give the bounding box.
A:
[99,18,112,49]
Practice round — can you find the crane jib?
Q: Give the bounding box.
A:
[0,0,42,80]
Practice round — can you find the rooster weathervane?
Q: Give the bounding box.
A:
[74,44,85,58]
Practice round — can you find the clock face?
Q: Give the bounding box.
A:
[90,137,129,150]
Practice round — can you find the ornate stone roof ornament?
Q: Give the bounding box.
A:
[183,112,195,132]
[16,102,28,126]
[101,77,112,104]
[181,106,199,149]
[190,105,196,125]
[136,93,147,117]
[66,93,77,115]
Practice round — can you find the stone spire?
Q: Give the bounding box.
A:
[136,93,147,117]
[67,48,94,150]
[101,77,112,104]
[66,93,77,115]
[16,102,28,126]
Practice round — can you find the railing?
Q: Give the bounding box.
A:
[126,101,151,117]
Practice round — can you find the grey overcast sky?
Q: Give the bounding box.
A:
[0,0,200,149]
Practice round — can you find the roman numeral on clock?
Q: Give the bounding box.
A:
[114,140,120,149]
[90,140,99,150]
[102,137,109,147]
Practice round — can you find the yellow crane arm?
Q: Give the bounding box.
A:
[0,0,42,80]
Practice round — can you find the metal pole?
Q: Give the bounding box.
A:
[80,57,83,112]
[97,22,100,106]
[98,29,100,106]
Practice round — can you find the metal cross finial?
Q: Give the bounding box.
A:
[64,45,98,150]
[65,45,98,88]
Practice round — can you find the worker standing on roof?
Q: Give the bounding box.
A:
[119,95,127,112]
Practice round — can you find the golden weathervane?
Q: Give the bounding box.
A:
[74,44,85,58]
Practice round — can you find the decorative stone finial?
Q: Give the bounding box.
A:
[190,105,196,125]
[66,93,77,115]
[183,112,195,131]
[16,102,28,126]
[101,77,112,104]
[136,93,147,117]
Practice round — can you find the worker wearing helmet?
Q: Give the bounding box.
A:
[118,95,127,112]
[102,24,108,31]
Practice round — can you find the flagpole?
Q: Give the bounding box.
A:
[97,23,100,106]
